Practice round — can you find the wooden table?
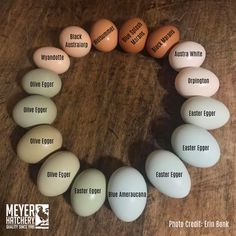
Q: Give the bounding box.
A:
[0,0,235,235]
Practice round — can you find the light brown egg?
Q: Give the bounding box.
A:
[90,19,118,52]
[146,25,180,58]
[119,18,148,53]
[59,26,91,58]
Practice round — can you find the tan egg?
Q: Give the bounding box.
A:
[37,151,80,197]
[119,18,148,53]
[59,26,91,58]
[12,95,57,128]
[146,25,180,58]
[33,47,70,74]
[90,19,118,52]
[17,125,63,164]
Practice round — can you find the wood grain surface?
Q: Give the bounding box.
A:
[0,0,235,235]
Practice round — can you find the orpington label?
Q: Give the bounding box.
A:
[6,204,49,229]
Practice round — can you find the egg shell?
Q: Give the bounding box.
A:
[181,96,230,130]
[90,19,118,52]
[17,125,63,163]
[175,67,219,97]
[71,169,106,217]
[146,25,180,58]
[145,150,191,198]
[119,18,148,53]
[12,95,57,128]
[22,69,62,97]
[59,26,91,57]
[37,151,80,197]
[107,166,147,222]
[33,47,70,74]
[169,41,206,71]
[171,124,220,168]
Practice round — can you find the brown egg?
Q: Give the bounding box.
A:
[119,18,148,53]
[146,25,180,58]
[90,19,118,52]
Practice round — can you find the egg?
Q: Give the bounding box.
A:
[71,169,106,217]
[107,166,147,222]
[17,125,62,163]
[12,95,57,128]
[59,26,91,58]
[146,25,180,58]
[169,41,206,71]
[145,150,191,198]
[181,96,230,130]
[90,19,118,52]
[119,18,148,53]
[171,124,220,168]
[37,151,80,197]
[33,47,70,74]
[175,67,219,97]
[22,69,62,97]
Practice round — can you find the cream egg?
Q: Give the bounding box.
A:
[171,124,220,168]
[33,47,70,74]
[37,151,80,197]
[59,26,91,57]
[71,169,106,217]
[12,95,57,128]
[180,96,230,129]
[90,19,118,52]
[22,69,62,97]
[107,166,147,222]
[17,125,63,163]
[145,150,191,198]
[175,67,219,97]
[169,41,206,71]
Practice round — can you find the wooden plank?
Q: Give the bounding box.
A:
[0,0,235,235]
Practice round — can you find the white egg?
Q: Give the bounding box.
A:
[169,41,206,71]
[12,95,57,128]
[145,150,191,198]
[71,169,106,217]
[107,166,147,222]
[171,124,220,168]
[37,151,80,197]
[22,69,62,97]
[175,67,219,97]
[181,96,230,129]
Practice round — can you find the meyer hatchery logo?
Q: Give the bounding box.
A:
[6,204,49,229]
